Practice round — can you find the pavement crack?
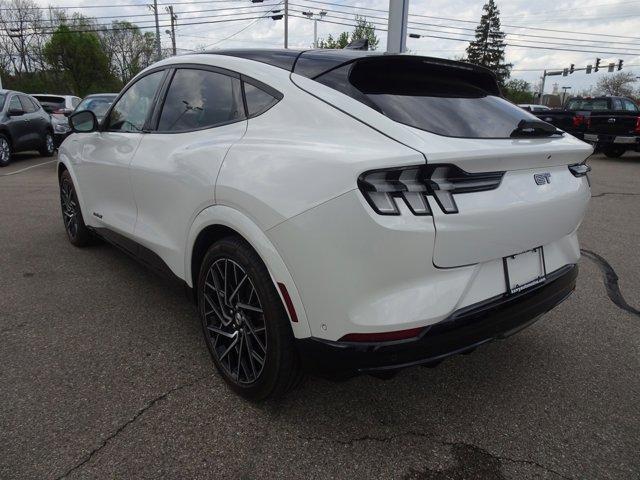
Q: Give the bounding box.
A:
[298,432,573,479]
[591,192,640,198]
[54,375,209,480]
[582,249,640,318]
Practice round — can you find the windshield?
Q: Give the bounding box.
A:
[566,98,610,111]
[76,96,116,118]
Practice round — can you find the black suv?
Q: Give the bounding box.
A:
[0,89,55,167]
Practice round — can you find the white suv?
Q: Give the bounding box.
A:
[59,50,592,399]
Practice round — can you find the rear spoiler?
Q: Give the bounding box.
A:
[294,53,501,96]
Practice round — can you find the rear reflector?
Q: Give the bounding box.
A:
[340,327,423,343]
[277,282,298,323]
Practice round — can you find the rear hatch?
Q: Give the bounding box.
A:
[589,112,639,135]
[295,53,592,267]
[33,95,68,118]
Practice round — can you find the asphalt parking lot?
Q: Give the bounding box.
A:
[1,151,639,480]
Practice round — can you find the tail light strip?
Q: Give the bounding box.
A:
[358,164,504,216]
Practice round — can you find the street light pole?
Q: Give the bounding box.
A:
[303,10,326,48]
[284,0,288,49]
[149,0,162,60]
[166,5,177,56]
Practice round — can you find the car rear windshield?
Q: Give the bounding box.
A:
[33,95,66,113]
[565,98,611,111]
[314,58,540,139]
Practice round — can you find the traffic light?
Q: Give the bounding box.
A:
[608,63,615,73]
[594,58,601,72]
[563,68,568,76]
[618,59,624,70]
[586,64,592,74]
[569,64,575,74]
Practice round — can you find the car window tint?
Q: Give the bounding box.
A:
[158,69,244,132]
[72,97,81,108]
[244,83,279,116]
[624,99,638,112]
[19,95,37,113]
[107,71,164,132]
[613,99,623,110]
[9,96,21,111]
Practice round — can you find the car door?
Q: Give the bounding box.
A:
[18,95,43,148]
[73,69,166,236]
[129,67,248,277]
[6,95,29,151]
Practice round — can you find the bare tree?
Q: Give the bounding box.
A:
[0,0,47,75]
[596,71,637,97]
[99,21,156,86]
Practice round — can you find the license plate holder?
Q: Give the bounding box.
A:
[503,247,546,295]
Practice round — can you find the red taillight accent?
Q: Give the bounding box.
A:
[634,117,640,134]
[340,327,424,343]
[277,282,298,323]
[53,109,67,114]
[572,114,584,128]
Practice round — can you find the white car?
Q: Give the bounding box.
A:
[33,94,82,145]
[59,50,592,400]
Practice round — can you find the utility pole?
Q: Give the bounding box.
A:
[387,0,410,53]
[561,86,571,105]
[149,0,162,60]
[284,0,288,49]
[166,6,177,56]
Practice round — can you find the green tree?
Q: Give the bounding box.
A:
[318,16,379,50]
[466,0,511,85]
[503,79,533,104]
[43,24,118,95]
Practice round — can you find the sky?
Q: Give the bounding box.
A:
[31,0,640,95]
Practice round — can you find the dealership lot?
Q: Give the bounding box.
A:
[1,152,639,479]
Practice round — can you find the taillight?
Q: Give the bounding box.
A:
[568,163,591,177]
[572,114,585,128]
[358,164,504,216]
[634,117,640,134]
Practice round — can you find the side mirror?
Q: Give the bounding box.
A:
[69,110,98,133]
[8,108,24,116]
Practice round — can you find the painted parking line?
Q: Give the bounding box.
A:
[0,160,56,177]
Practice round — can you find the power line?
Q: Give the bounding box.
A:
[291,4,640,51]
[290,7,640,54]
[205,1,283,48]
[294,0,640,41]
[0,0,252,11]
[0,14,273,36]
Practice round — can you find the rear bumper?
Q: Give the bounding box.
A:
[296,264,578,376]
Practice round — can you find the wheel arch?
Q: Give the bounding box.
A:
[187,205,312,338]
[0,127,13,146]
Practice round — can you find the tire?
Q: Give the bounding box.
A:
[0,134,12,167]
[197,236,301,400]
[603,146,625,158]
[59,170,92,247]
[39,131,55,157]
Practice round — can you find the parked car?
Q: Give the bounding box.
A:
[0,89,55,167]
[59,50,592,399]
[518,104,550,112]
[32,94,81,146]
[582,98,639,157]
[53,93,119,146]
[534,96,635,140]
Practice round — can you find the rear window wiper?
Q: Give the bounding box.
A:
[510,119,563,138]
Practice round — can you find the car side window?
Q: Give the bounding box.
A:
[18,95,37,113]
[623,99,638,112]
[106,70,164,132]
[244,82,280,117]
[157,68,244,132]
[612,99,622,110]
[8,96,21,112]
